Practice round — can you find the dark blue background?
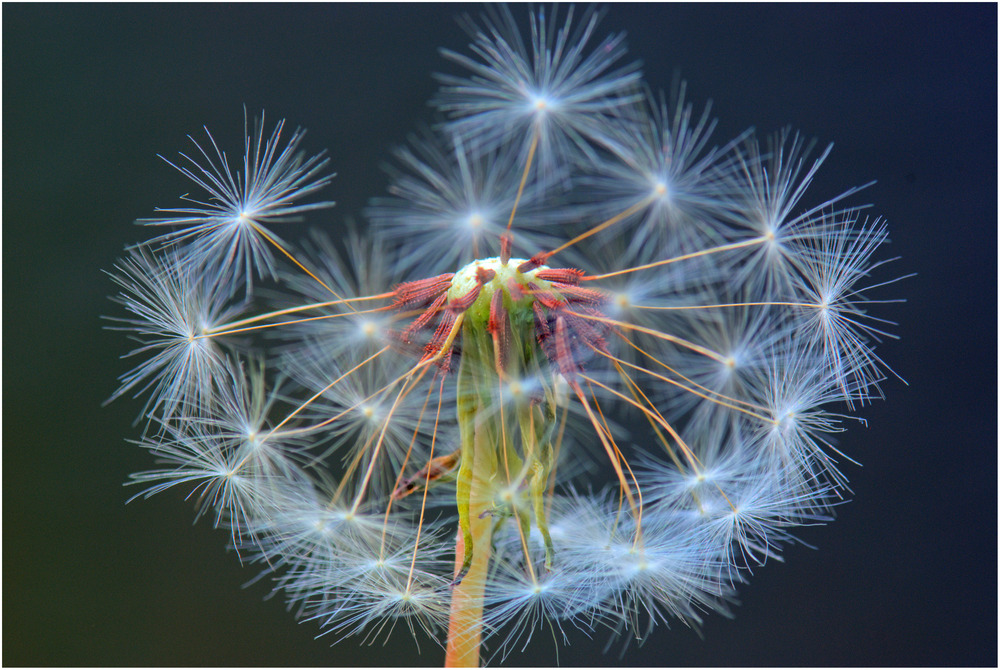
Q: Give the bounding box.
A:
[4,3,996,666]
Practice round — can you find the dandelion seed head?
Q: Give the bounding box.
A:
[446,255,548,306]
[107,6,903,661]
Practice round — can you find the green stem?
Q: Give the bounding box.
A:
[446,331,497,667]
[445,420,495,667]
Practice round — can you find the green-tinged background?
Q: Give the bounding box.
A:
[4,3,996,666]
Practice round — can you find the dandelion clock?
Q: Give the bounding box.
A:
[106,6,905,667]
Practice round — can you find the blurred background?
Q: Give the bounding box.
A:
[4,3,996,666]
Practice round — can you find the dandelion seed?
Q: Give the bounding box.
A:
[434,5,643,180]
[366,131,565,274]
[105,247,243,423]
[576,85,742,257]
[139,112,335,288]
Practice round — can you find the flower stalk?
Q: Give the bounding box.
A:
[445,384,496,666]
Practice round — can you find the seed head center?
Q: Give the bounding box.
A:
[447,256,554,325]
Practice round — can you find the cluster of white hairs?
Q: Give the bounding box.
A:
[107,5,903,664]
